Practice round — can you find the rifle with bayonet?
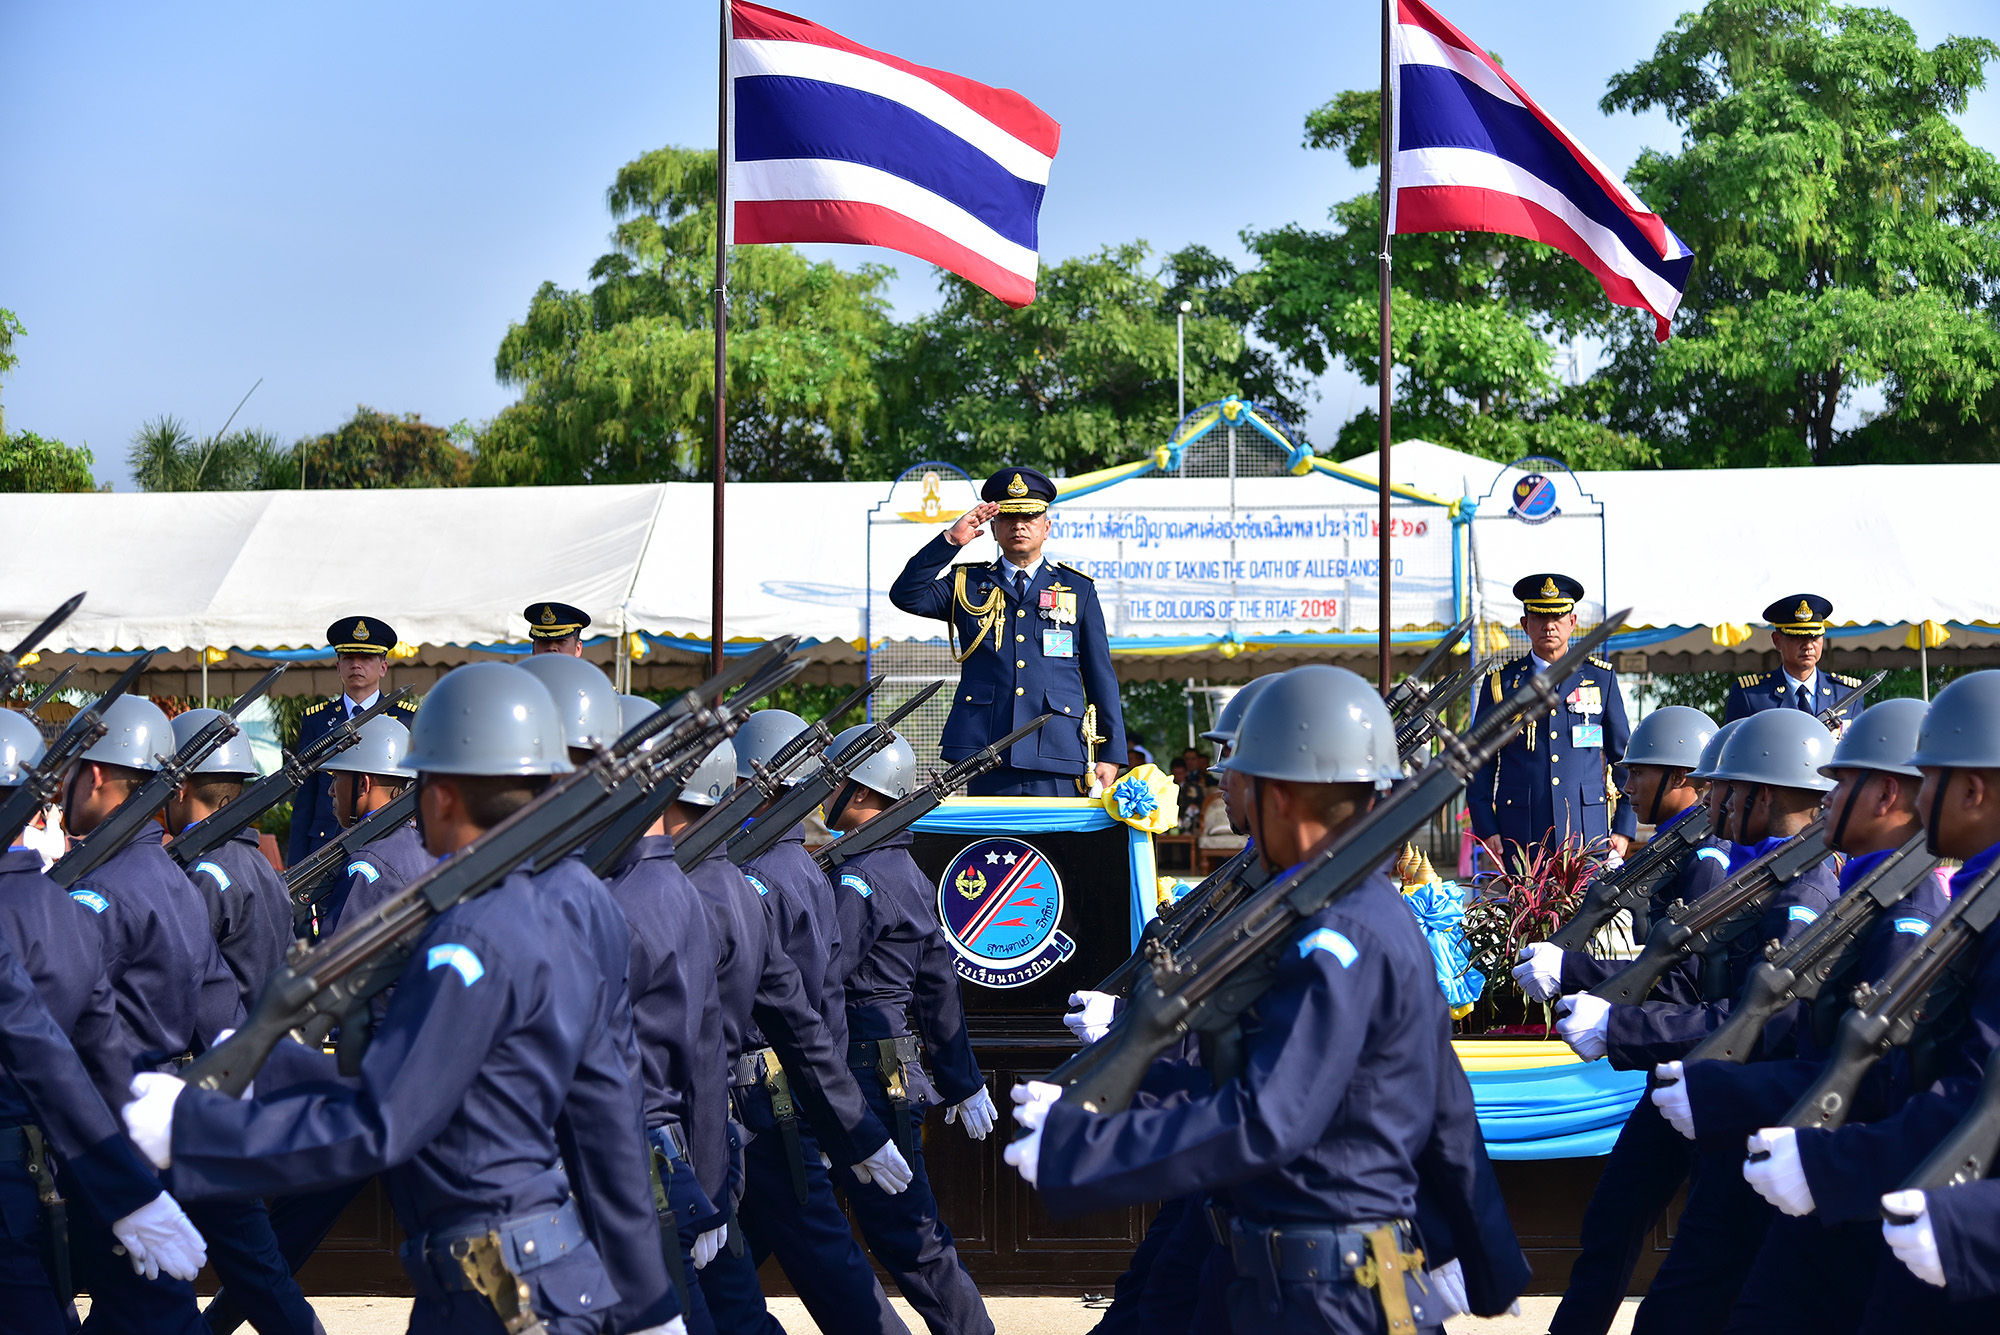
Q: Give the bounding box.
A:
[1395,654,1498,763]
[286,787,421,938]
[23,666,77,728]
[1040,612,1629,1116]
[610,672,885,875]
[1679,834,1940,1064]
[724,680,947,866]
[1777,861,2000,1132]
[0,594,85,701]
[170,686,417,870]
[184,644,799,1093]
[814,714,1054,874]
[1094,845,1266,999]
[1383,615,1474,722]
[1585,816,1833,1007]
[0,651,158,850]
[51,665,286,887]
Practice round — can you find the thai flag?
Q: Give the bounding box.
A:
[729,2,1060,308]
[1390,0,1693,340]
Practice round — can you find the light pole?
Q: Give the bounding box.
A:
[1176,299,1191,424]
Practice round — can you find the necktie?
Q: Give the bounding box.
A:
[1796,684,1813,714]
[1015,570,1029,604]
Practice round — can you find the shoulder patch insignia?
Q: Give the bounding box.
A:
[193,860,231,892]
[1893,917,1929,936]
[1787,905,1820,925]
[743,871,770,897]
[426,943,485,986]
[347,860,380,883]
[69,889,109,914]
[839,872,873,899]
[1696,847,1731,867]
[1298,927,1359,968]
[304,700,329,716]
[1056,561,1094,582]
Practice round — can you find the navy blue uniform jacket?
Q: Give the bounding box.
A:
[183,825,294,1006]
[744,824,851,1054]
[1469,654,1637,852]
[889,531,1126,777]
[1560,806,1733,1001]
[1927,1176,2000,1300]
[319,820,432,938]
[285,693,422,867]
[1723,668,1867,726]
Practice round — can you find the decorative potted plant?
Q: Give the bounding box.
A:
[1457,832,1604,1035]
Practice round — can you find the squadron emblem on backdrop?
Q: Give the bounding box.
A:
[934,836,1074,987]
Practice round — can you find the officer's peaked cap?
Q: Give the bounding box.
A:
[525,601,592,640]
[1514,573,1584,616]
[1764,594,1833,638]
[329,616,397,657]
[982,467,1056,516]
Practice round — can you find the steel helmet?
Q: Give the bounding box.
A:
[77,695,174,773]
[1689,718,1743,781]
[1708,709,1837,793]
[618,694,660,748]
[516,654,619,751]
[402,663,573,777]
[169,708,258,778]
[1909,671,2000,771]
[0,711,46,786]
[827,724,917,801]
[1625,706,1717,772]
[734,710,809,783]
[321,715,414,779]
[677,739,737,807]
[1820,698,1926,779]
[1228,665,1401,788]
[1200,677,1277,748]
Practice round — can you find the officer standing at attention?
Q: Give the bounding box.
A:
[287,616,420,866]
[525,601,592,656]
[823,727,997,1335]
[164,708,293,1003]
[889,467,1125,797]
[122,663,683,1335]
[1723,595,1867,725]
[1468,575,1635,869]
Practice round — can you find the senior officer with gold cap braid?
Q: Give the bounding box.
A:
[1722,594,1868,726]
[890,466,1125,797]
[525,600,592,656]
[1467,574,1636,870]
[285,616,420,866]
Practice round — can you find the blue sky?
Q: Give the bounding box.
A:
[3,0,1994,489]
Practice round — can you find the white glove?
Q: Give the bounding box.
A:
[630,1319,689,1335]
[123,1072,186,1170]
[1881,1189,1945,1287]
[1004,1081,1062,1187]
[1555,992,1611,1061]
[690,1226,727,1270]
[1064,990,1118,1045]
[819,1151,832,1168]
[1743,1127,1816,1216]
[850,1140,913,1194]
[946,1087,998,1140]
[111,1191,207,1281]
[20,808,65,870]
[1651,1062,1696,1139]
[1426,1257,1469,1318]
[1511,942,1565,1003]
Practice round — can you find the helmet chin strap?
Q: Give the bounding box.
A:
[1927,771,1952,858]
[1829,771,1869,853]
[1736,785,1763,844]
[412,774,429,849]
[1247,776,1277,874]
[825,779,861,831]
[1646,770,1672,827]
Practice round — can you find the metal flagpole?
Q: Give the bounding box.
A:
[711,0,731,679]
[1376,0,1394,695]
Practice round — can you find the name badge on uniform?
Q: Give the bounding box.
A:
[1043,629,1075,658]
[1572,723,1604,748]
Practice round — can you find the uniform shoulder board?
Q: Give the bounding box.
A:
[393,697,420,713]
[950,561,988,572]
[1832,672,1862,687]
[1589,656,1613,671]
[304,700,329,716]
[1737,674,1761,689]
[1056,561,1095,582]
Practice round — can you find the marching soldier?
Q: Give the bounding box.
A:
[1723,595,1867,725]
[286,616,420,867]
[315,715,425,934]
[1468,574,1635,868]
[889,466,1125,797]
[525,600,592,657]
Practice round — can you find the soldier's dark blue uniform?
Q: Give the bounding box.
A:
[831,830,993,1335]
[0,844,169,1335]
[183,826,293,1007]
[888,468,1125,798]
[1722,595,1867,726]
[319,819,432,936]
[1914,1177,2000,1303]
[286,629,422,866]
[738,828,911,1335]
[167,865,676,1335]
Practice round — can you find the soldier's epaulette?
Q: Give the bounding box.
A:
[304,700,329,716]
[392,697,420,714]
[1737,673,1762,689]
[1589,656,1613,671]
[1831,672,1862,687]
[951,561,988,572]
[1056,561,1094,581]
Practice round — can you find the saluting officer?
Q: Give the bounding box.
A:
[890,466,1125,797]
[1723,594,1867,725]
[525,600,592,656]
[286,616,420,867]
[1468,575,1636,868]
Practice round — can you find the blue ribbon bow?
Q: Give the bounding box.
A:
[1401,880,1486,1010]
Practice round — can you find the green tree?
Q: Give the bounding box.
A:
[1597,0,2000,465]
[1247,88,1661,468]
[872,242,1304,480]
[127,415,288,492]
[294,407,470,488]
[0,308,22,438]
[0,309,101,491]
[479,146,892,484]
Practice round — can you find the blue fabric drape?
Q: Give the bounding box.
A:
[1467,1060,1647,1159]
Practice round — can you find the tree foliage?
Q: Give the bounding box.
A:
[127,416,288,492]
[295,407,471,488]
[478,146,892,485]
[0,309,101,492]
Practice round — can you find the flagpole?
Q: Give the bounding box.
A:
[1376,0,1394,696]
[711,0,730,679]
